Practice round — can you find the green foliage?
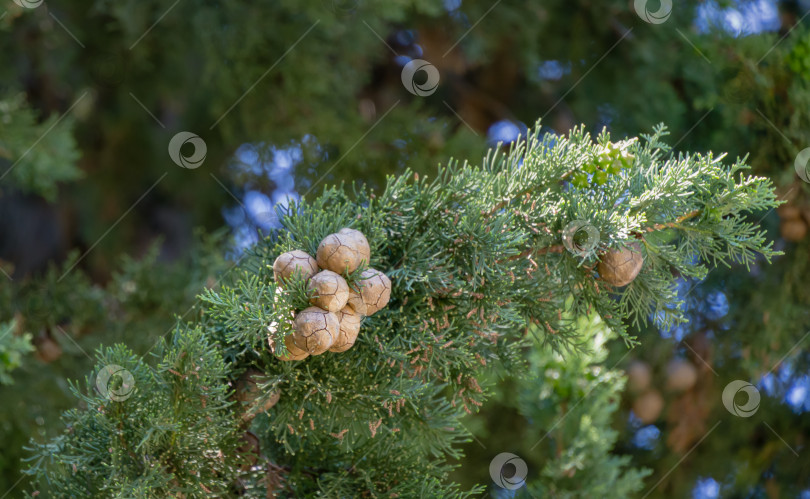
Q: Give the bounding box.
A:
[26,329,244,497]
[0,234,228,494]
[520,318,651,498]
[2,0,809,496]
[786,31,810,76]
[572,137,637,188]
[0,321,34,385]
[0,94,82,200]
[26,123,778,496]
[453,315,651,497]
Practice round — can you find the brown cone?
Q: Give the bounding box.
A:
[273,250,318,284]
[307,270,350,312]
[316,228,370,274]
[292,307,339,355]
[356,268,392,315]
[330,306,363,352]
[597,242,644,287]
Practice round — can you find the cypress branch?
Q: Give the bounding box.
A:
[28,122,779,497]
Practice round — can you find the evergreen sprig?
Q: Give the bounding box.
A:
[0,94,82,200]
[29,123,778,497]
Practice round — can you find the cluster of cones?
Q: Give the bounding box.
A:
[271,228,391,361]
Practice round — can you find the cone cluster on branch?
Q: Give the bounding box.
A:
[271,228,391,361]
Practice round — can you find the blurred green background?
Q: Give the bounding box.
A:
[1,0,809,497]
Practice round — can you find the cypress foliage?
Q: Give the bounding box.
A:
[26,123,778,496]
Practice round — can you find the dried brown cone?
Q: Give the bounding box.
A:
[357,268,392,315]
[307,270,350,312]
[338,228,371,266]
[597,242,644,287]
[292,307,339,355]
[273,250,319,284]
[316,228,371,274]
[329,306,363,352]
[276,334,309,361]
